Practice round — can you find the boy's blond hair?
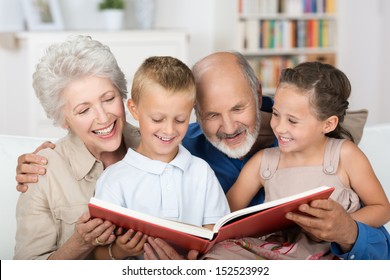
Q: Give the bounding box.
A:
[131,56,195,104]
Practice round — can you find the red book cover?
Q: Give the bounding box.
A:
[89,186,335,253]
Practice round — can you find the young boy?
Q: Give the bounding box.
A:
[94,56,230,259]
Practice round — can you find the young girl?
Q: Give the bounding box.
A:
[205,61,390,260]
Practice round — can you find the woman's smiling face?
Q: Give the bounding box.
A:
[62,75,126,159]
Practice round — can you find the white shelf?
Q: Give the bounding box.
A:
[0,30,189,138]
[242,47,337,56]
[239,13,337,20]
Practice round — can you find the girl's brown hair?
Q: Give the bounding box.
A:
[278,61,354,142]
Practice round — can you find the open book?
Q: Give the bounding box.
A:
[88,186,334,253]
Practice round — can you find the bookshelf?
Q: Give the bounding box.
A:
[236,0,337,96]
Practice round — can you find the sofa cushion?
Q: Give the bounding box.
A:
[359,123,390,231]
[341,109,368,145]
[0,134,56,260]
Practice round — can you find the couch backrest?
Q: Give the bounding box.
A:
[358,123,390,232]
[1,124,389,260]
[0,134,56,260]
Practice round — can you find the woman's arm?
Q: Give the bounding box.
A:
[14,174,116,260]
[14,178,57,259]
[48,212,116,260]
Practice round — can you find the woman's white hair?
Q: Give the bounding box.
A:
[33,35,128,127]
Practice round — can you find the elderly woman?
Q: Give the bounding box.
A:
[14,35,140,259]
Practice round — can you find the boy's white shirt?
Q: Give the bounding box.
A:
[94,144,230,227]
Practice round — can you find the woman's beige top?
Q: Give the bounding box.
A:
[14,123,140,259]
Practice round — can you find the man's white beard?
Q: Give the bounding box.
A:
[204,116,261,159]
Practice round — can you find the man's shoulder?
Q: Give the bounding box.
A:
[184,122,204,139]
[261,95,273,112]
[182,123,208,154]
[182,123,219,157]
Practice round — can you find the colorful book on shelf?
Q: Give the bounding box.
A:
[88,186,334,254]
[325,0,336,13]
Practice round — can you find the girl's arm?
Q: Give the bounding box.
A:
[340,140,390,227]
[226,150,265,211]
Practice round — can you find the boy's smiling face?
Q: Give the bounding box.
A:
[128,82,195,162]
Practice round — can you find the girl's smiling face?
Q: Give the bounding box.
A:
[271,84,328,153]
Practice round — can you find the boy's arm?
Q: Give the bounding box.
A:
[16,141,55,192]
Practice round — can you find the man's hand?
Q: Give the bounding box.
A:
[286,198,358,252]
[16,141,55,193]
[143,237,199,260]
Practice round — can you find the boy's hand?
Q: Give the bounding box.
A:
[16,141,55,192]
[111,229,148,259]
